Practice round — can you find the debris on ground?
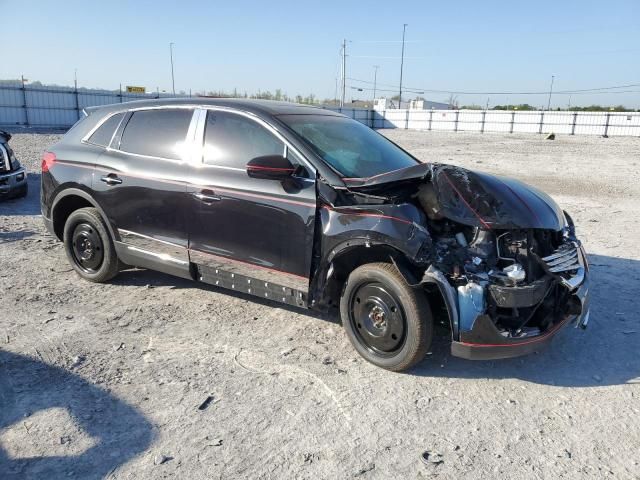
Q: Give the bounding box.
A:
[198,395,215,411]
[153,454,172,466]
[420,450,444,466]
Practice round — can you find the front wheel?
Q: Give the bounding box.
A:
[340,263,433,372]
[63,207,119,283]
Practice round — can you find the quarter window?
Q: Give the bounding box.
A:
[119,109,193,160]
[88,112,125,147]
[203,111,284,168]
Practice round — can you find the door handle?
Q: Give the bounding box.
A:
[100,174,123,186]
[192,191,221,203]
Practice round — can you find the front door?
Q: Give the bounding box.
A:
[187,110,316,304]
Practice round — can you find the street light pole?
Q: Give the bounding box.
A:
[169,42,176,95]
[398,23,407,109]
[373,65,379,101]
[547,75,555,111]
[340,39,346,107]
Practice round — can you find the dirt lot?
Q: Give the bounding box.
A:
[1,130,639,479]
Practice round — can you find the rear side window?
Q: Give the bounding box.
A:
[119,109,193,160]
[88,112,125,147]
[203,111,284,168]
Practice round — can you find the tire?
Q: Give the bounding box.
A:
[63,207,119,283]
[340,262,433,372]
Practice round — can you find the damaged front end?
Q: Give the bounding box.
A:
[339,163,590,360]
[421,220,589,360]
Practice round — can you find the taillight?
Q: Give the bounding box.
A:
[41,151,56,172]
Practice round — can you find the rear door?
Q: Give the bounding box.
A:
[187,109,316,304]
[91,107,198,278]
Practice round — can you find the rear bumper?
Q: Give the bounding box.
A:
[451,245,590,360]
[0,167,27,197]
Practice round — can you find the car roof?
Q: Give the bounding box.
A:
[85,98,345,118]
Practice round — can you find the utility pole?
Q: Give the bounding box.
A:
[169,42,176,95]
[373,65,380,102]
[340,39,346,107]
[546,75,555,111]
[398,23,407,109]
[74,69,78,89]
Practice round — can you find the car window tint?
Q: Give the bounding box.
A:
[88,112,125,147]
[119,109,193,160]
[203,111,284,168]
[279,114,418,178]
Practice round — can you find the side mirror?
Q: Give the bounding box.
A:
[246,155,295,180]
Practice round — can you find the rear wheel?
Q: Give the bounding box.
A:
[340,263,433,372]
[63,207,119,282]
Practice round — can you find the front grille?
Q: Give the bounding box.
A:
[0,143,9,172]
[542,242,580,273]
[541,241,585,291]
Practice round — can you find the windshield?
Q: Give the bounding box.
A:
[278,114,418,178]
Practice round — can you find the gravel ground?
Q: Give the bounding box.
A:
[1,130,639,479]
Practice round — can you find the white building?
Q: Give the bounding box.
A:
[374,97,449,110]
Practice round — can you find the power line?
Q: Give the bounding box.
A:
[347,77,640,95]
[348,85,640,95]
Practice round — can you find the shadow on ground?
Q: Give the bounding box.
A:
[0,173,41,217]
[0,350,155,479]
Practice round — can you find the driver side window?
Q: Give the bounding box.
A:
[203,111,284,168]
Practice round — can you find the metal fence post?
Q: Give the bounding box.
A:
[405,109,410,129]
[119,84,123,103]
[352,108,356,119]
[538,111,545,134]
[603,113,610,138]
[454,110,459,132]
[481,110,486,133]
[571,112,578,135]
[510,111,515,134]
[428,109,433,131]
[382,110,386,128]
[21,76,29,127]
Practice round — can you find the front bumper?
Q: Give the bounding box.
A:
[450,244,590,360]
[0,167,27,198]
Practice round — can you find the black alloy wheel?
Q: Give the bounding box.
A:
[70,223,104,273]
[63,207,120,283]
[340,262,433,372]
[349,282,407,356]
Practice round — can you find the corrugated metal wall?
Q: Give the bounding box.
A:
[1,84,638,137]
[0,83,180,128]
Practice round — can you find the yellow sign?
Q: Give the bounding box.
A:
[126,86,146,93]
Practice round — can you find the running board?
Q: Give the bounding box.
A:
[196,264,308,308]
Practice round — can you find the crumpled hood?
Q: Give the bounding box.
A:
[430,164,566,230]
[344,163,567,230]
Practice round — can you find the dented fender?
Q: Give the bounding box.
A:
[308,202,432,305]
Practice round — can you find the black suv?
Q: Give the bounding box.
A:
[1,130,28,199]
[41,99,589,371]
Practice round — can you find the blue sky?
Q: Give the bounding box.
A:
[3,0,639,107]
